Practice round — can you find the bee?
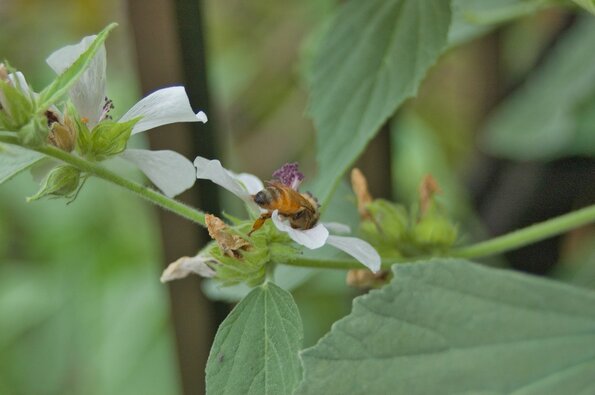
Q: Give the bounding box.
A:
[248,181,320,235]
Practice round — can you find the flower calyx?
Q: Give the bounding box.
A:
[27,165,82,202]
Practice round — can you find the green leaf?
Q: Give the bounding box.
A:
[37,23,117,111]
[482,17,595,160]
[574,0,595,14]
[0,143,43,185]
[308,0,451,207]
[296,259,595,394]
[206,282,303,395]
[89,118,137,160]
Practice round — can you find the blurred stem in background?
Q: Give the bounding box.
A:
[127,0,219,394]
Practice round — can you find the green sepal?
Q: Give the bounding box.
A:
[411,214,458,251]
[0,108,12,130]
[366,199,409,241]
[64,101,92,155]
[411,200,458,252]
[27,165,81,202]
[0,78,35,131]
[358,199,409,258]
[17,116,48,148]
[88,118,138,160]
[210,222,272,287]
[37,23,117,111]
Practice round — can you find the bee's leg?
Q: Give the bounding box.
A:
[248,212,272,236]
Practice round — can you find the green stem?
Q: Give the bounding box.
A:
[289,204,595,270]
[288,256,416,271]
[0,135,206,226]
[451,204,595,259]
[4,135,595,270]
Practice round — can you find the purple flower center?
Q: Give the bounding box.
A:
[272,162,304,189]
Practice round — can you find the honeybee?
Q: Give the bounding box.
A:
[248,181,320,235]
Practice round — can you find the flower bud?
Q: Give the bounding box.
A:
[365,199,409,241]
[0,70,36,133]
[27,165,81,202]
[358,199,409,258]
[47,117,77,152]
[411,215,457,251]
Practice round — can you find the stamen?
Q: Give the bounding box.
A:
[272,162,304,190]
[99,96,115,121]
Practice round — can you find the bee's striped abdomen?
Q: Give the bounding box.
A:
[254,185,301,213]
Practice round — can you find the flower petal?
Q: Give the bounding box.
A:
[323,222,351,234]
[46,35,106,127]
[120,148,195,198]
[196,111,208,123]
[194,156,253,199]
[8,72,34,98]
[161,254,217,282]
[271,210,329,249]
[119,86,207,134]
[235,172,264,195]
[325,235,381,273]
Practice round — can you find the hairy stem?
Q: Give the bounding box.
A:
[451,204,595,259]
[289,204,595,270]
[4,135,595,270]
[1,135,206,226]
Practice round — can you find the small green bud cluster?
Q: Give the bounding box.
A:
[360,198,458,258]
[356,173,458,261]
[204,218,298,287]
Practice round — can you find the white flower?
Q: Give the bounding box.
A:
[46,35,207,197]
[194,156,382,272]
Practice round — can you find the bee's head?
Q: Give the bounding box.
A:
[253,190,269,207]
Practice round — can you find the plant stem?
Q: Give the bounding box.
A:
[4,135,595,269]
[287,256,415,271]
[451,204,595,259]
[288,204,595,270]
[0,135,206,226]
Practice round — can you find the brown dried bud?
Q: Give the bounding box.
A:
[351,168,373,219]
[205,214,250,258]
[419,174,441,216]
[346,268,389,289]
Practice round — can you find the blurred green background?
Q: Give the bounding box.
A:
[1,0,595,394]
